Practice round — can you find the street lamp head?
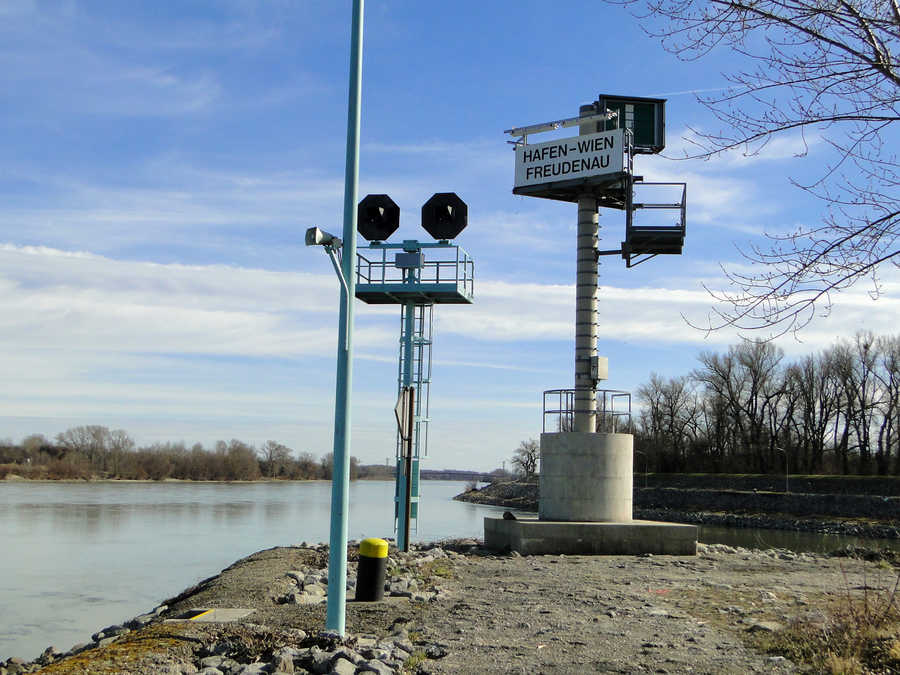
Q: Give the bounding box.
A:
[306,227,343,249]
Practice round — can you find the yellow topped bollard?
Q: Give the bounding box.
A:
[355,538,388,602]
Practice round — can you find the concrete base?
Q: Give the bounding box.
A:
[484,517,698,556]
[540,432,633,521]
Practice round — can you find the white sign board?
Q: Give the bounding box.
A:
[514,129,624,189]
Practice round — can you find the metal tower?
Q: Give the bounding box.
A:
[354,192,474,550]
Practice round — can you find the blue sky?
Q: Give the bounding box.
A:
[2,0,898,471]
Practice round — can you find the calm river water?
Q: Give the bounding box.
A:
[2,480,899,661]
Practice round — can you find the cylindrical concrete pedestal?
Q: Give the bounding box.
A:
[539,432,633,522]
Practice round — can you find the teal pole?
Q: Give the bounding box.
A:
[397,301,415,551]
[326,0,364,636]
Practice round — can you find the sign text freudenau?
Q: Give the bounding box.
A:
[514,129,624,188]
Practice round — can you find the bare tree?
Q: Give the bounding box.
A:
[875,334,900,474]
[511,439,540,479]
[693,340,785,470]
[259,440,292,478]
[612,0,900,335]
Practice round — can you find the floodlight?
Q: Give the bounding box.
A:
[421,192,467,240]
[358,194,400,241]
[306,227,343,249]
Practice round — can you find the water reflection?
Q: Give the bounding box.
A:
[0,480,508,661]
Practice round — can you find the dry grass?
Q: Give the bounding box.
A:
[754,566,900,674]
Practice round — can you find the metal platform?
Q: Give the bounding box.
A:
[355,241,474,305]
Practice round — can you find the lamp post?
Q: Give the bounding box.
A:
[309,0,364,638]
[774,446,789,494]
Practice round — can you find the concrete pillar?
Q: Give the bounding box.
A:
[574,104,599,433]
[539,432,633,522]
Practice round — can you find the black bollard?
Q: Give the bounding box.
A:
[355,537,388,601]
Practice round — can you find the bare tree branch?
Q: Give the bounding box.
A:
[610,0,900,336]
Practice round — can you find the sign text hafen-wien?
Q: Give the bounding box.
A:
[514,129,624,189]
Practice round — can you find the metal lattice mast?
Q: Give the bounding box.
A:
[395,302,433,542]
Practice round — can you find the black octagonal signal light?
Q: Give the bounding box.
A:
[357,194,400,241]
[421,192,467,240]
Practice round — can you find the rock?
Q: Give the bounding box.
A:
[197,669,224,675]
[220,659,241,674]
[299,592,327,604]
[236,664,270,675]
[329,658,356,675]
[200,656,225,669]
[360,648,392,662]
[305,584,327,597]
[746,620,784,633]
[390,588,413,598]
[330,647,362,665]
[391,639,414,655]
[272,648,300,673]
[388,579,409,594]
[36,646,62,665]
[299,648,332,675]
[92,624,129,641]
[97,636,121,648]
[357,660,393,675]
[181,664,199,674]
[424,643,448,659]
[354,636,378,650]
[128,612,157,628]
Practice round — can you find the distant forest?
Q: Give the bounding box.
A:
[0,429,393,481]
[0,429,504,482]
[634,332,900,475]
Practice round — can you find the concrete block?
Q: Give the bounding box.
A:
[484,517,697,556]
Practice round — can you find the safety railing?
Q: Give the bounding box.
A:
[356,243,475,299]
[542,388,632,433]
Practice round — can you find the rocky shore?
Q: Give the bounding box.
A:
[455,480,900,540]
[6,538,900,674]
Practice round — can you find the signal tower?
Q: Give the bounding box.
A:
[354,193,474,551]
[484,95,696,555]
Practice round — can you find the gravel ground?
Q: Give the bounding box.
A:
[15,540,900,674]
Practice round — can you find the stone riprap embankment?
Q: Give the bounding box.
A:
[9,540,900,673]
[456,480,900,539]
[632,473,900,496]
[5,543,463,675]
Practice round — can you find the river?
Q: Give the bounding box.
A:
[2,480,899,661]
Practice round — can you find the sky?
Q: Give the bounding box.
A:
[1,0,898,472]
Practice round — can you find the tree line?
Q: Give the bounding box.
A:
[635,332,900,475]
[0,426,383,481]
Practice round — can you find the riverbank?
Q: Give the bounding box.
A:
[9,540,900,674]
[455,480,900,540]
